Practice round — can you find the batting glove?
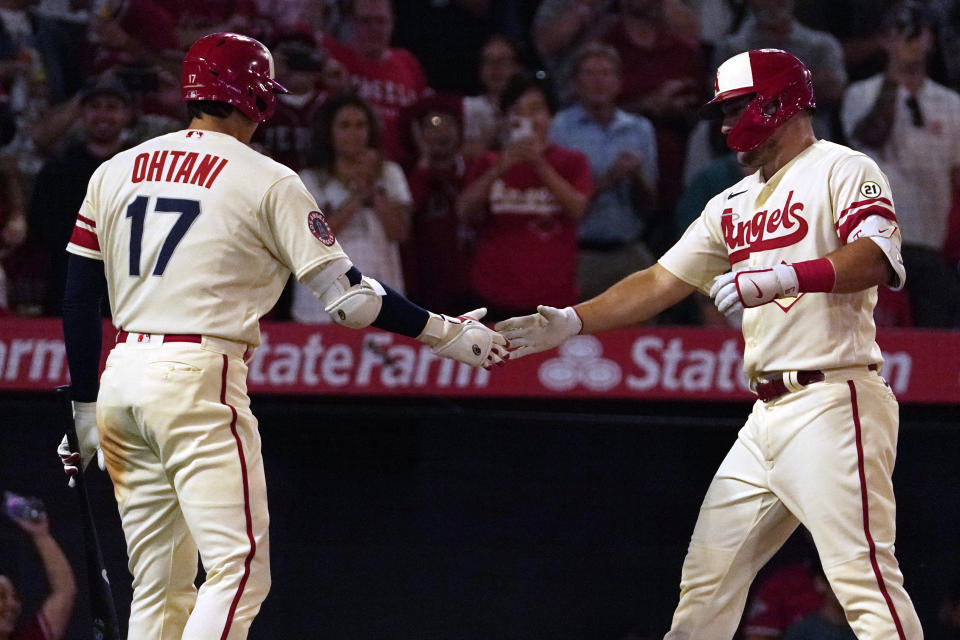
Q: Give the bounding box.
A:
[57,401,104,488]
[494,305,582,360]
[417,308,509,369]
[710,265,800,318]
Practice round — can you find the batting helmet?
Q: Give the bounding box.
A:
[701,49,815,152]
[182,32,288,123]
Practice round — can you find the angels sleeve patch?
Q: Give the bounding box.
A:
[307,210,335,246]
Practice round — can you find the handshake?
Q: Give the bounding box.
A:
[423,305,586,368]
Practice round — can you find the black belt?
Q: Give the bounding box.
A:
[755,365,878,402]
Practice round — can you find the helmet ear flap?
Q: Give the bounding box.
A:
[763,97,781,117]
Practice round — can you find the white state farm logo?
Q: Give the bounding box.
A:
[538,336,622,391]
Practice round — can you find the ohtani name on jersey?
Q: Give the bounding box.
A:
[130,150,229,189]
[721,190,808,264]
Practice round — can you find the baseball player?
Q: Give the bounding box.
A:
[496,49,922,640]
[54,33,507,640]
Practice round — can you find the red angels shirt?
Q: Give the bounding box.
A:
[467,145,592,311]
[744,563,823,637]
[251,91,328,172]
[13,612,52,640]
[322,37,429,162]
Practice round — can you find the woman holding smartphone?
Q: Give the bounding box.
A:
[456,73,593,321]
[1,494,76,640]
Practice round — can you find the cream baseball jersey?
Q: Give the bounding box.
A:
[67,129,347,345]
[660,140,904,378]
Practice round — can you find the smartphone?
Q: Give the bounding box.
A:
[3,491,45,522]
[509,116,534,142]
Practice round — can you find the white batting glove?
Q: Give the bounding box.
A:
[417,308,509,369]
[56,401,104,488]
[494,305,582,360]
[710,264,800,318]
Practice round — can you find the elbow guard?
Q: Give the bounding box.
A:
[321,273,386,328]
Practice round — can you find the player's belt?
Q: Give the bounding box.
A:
[116,331,202,344]
[755,364,878,402]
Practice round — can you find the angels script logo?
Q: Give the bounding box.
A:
[722,190,808,263]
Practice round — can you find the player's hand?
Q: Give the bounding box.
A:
[494,305,582,360]
[57,401,105,487]
[710,265,800,317]
[417,308,509,369]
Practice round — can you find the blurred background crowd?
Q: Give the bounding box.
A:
[0,0,959,328]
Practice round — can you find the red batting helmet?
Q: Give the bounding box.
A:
[182,32,288,123]
[701,49,815,152]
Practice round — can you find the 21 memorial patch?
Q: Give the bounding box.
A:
[308,211,335,246]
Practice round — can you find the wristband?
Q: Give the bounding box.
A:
[793,258,836,293]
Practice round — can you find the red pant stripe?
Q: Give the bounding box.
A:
[848,380,906,640]
[219,355,256,640]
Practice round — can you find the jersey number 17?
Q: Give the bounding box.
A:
[125,196,200,277]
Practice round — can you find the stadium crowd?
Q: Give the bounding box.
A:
[0,0,959,328]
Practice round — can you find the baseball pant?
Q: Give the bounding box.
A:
[665,366,922,640]
[97,337,270,640]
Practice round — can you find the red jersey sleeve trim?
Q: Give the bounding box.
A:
[836,205,898,244]
[69,224,100,252]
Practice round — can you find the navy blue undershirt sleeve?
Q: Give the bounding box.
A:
[62,254,107,402]
[343,267,430,338]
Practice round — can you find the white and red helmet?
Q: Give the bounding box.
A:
[702,49,815,152]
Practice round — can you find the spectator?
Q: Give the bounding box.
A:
[86,0,181,78]
[712,0,848,142]
[461,34,521,158]
[0,494,76,640]
[792,0,896,82]
[841,1,960,327]
[251,30,330,172]
[29,78,132,316]
[533,0,699,106]
[291,91,411,323]
[743,562,824,640]
[152,0,258,48]
[401,94,472,313]
[321,0,430,163]
[457,73,592,320]
[597,0,706,252]
[686,0,742,49]
[738,530,825,640]
[29,2,89,104]
[0,0,44,120]
[0,165,26,312]
[782,567,856,640]
[531,0,611,105]
[930,0,960,92]
[549,43,659,302]
[937,580,960,639]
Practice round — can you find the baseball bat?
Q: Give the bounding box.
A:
[55,385,122,640]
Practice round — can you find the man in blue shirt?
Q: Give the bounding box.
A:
[550,42,659,301]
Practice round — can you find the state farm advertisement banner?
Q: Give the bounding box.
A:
[1,318,957,403]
